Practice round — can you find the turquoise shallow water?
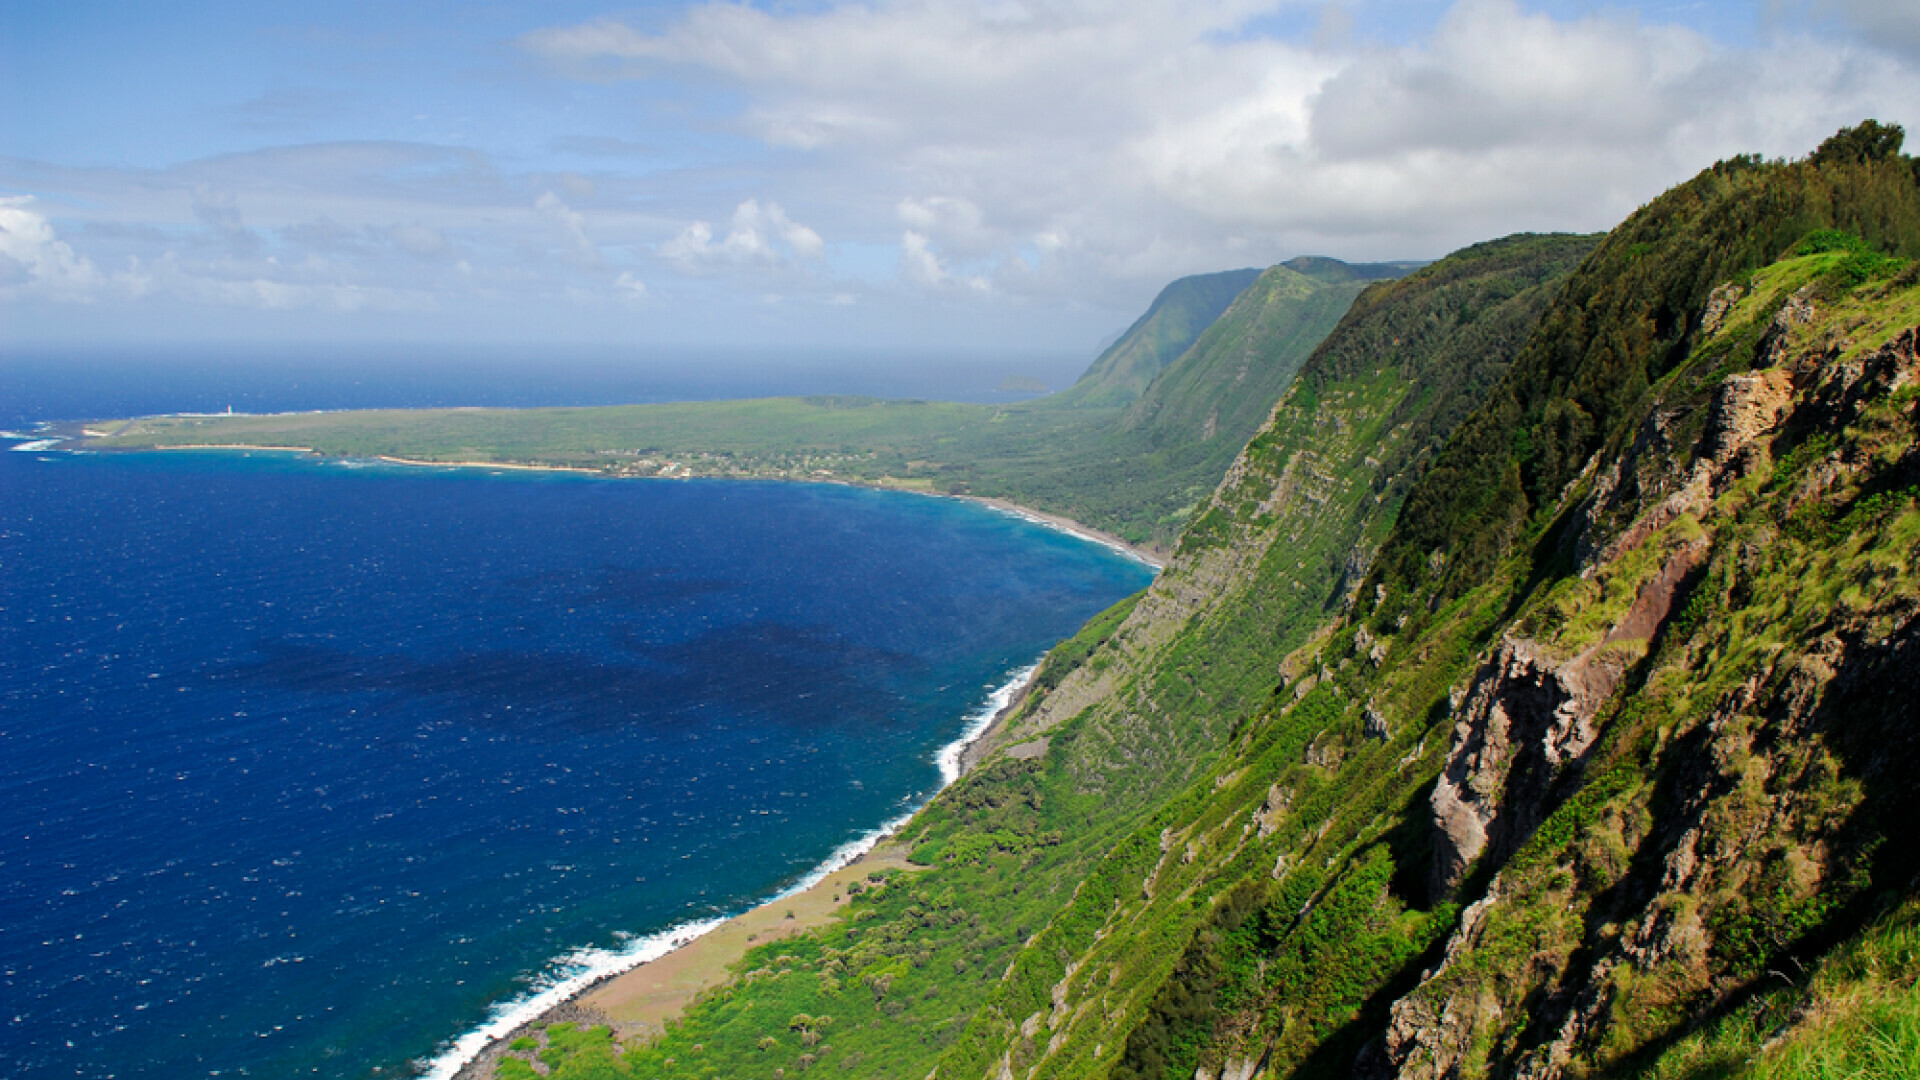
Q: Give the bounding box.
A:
[0,445,1152,1078]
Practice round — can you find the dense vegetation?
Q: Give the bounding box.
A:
[1365,124,1920,625]
[475,124,1920,1080]
[1053,267,1264,408]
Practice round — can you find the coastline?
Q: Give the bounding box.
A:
[24,431,1140,1077]
[74,437,1169,566]
[958,494,1164,569]
[375,454,601,475]
[437,661,1045,1080]
[147,443,317,453]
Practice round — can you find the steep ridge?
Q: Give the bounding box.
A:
[938,233,1594,1080]
[485,235,1592,1079]
[1056,269,1264,408]
[980,126,1920,1080]
[953,259,1411,547]
[1060,258,1413,415]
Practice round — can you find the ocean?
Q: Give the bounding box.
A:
[0,356,1153,1078]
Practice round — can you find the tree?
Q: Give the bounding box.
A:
[1809,119,1906,166]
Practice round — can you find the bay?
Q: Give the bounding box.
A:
[0,443,1152,1078]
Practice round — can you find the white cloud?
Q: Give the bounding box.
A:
[658,198,824,272]
[900,230,989,293]
[389,222,450,258]
[191,184,265,256]
[526,0,1920,293]
[0,197,105,298]
[1825,0,1920,59]
[0,194,446,313]
[8,1,1920,349]
[129,251,435,312]
[897,196,996,255]
[900,229,946,286]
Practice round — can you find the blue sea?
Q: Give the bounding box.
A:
[0,355,1153,1078]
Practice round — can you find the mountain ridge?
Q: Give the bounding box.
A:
[1056,268,1264,409]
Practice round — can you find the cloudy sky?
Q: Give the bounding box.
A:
[4,0,1918,359]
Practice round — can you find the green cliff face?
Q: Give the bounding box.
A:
[974,128,1920,1080]
[488,126,1920,1080]
[1056,259,1414,412]
[994,259,1416,548]
[1056,268,1265,409]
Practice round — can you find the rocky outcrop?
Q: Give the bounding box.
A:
[1428,638,1611,897]
[1423,288,1858,900]
[1372,881,1511,1080]
[1383,265,1920,1080]
[1427,525,1708,899]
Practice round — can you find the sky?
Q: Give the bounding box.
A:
[3,0,1919,360]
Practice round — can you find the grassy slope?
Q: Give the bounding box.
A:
[85,264,1381,550]
[1054,259,1413,411]
[1017,139,1920,1080]
[483,233,1594,1080]
[957,264,1384,548]
[1054,268,1264,408]
[939,234,1595,1080]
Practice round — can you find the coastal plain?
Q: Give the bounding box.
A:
[80,258,1407,555]
[579,843,921,1036]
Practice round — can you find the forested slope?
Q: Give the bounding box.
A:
[974,124,1920,1080]
[1055,268,1264,408]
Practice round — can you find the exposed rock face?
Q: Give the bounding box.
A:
[1373,881,1510,1080]
[1254,784,1292,838]
[1429,638,1612,897]
[1425,293,1837,899]
[1381,283,1920,1080]
[1705,368,1793,473]
[1427,530,1711,898]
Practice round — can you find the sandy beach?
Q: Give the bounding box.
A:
[441,661,1047,1080]
[374,455,601,475]
[960,494,1166,568]
[150,443,317,453]
[442,843,926,1080]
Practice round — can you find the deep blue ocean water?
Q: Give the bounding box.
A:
[0,359,1152,1078]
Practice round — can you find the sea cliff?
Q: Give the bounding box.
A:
[471,124,1920,1080]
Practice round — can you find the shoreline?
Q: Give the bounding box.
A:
[148,443,317,453]
[374,454,601,475]
[436,661,1046,1080]
[958,494,1164,569]
[68,437,1168,566]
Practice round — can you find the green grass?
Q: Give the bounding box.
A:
[1642,903,1920,1080]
